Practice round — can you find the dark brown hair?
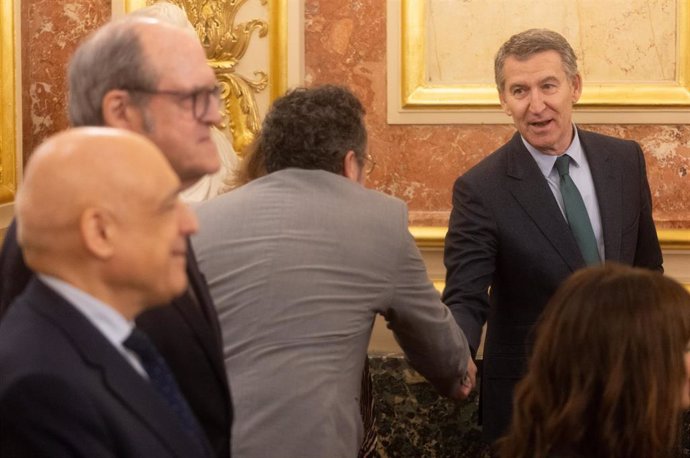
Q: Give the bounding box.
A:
[260,85,367,175]
[498,263,690,458]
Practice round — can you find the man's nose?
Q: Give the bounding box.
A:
[527,89,546,113]
[179,202,199,236]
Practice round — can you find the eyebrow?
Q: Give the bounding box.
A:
[539,76,560,84]
[508,75,560,90]
[182,83,218,92]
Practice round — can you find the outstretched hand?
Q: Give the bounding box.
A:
[453,357,477,400]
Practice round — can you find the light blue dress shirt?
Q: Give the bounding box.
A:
[37,274,147,378]
[522,126,605,260]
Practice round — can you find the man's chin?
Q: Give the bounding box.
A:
[523,133,560,155]
[147,281,189,309]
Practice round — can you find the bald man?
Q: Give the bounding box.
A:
[0,128,212,457]
[0,17,233,458]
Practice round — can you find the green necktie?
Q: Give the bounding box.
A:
[555,155,601,265]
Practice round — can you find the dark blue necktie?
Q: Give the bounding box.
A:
[555,155,601,265]
[124,328,210,456]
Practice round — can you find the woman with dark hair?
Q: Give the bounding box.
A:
[498,263,690,458]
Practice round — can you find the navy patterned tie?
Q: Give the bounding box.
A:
[124,328,210,456]
[555,155,601,265]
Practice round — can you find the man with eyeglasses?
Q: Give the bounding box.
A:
[192,85,476,458]
[0,17,233,458]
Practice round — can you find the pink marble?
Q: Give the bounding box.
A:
[305,0,690,229]
[19,1,690,228]
[21,0,110,163]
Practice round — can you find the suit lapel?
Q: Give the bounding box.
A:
[27,280,205,458]
[579,129,622,261]
[503,133,584,272]
[174,242,228,385]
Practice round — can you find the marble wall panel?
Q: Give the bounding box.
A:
[19,1,690,228]
[305,0,690,229]
[21,0,110,163]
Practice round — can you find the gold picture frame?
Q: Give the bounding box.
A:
[409,226,690,289]
[0,0,18,206]
[388,0,690,124]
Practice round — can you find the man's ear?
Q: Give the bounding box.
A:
[80,207,116,260]
[570,72,583,104]
[102,89,141,130]
[342,150,362,183]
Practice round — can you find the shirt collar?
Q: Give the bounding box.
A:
[37,274,135,347]
[522,124,584,178]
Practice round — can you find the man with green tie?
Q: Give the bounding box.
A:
[442,28,663,444]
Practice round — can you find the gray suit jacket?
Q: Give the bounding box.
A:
[442,129,663,442]
[193,168,470,458]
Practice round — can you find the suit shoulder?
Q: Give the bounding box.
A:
[455,140,514,187]
[0,303,81,387]
[363,186,406,207]
[579,129,640,151]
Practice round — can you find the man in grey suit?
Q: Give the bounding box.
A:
[193,85,475,458]
[0,128,210,456]
[442,28,663,444]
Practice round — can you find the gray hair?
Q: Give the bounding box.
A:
[494,29,579,92]
[67,18,158,126]
[129,1,197,38]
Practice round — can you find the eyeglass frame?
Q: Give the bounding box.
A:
[123,84,222,121]
[363,153,377,175]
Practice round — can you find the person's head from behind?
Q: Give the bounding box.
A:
[67,17,221,188]
[16,127,198,320]
[494,28,581,155]
[260,84,369,183]
[499,263,690,458]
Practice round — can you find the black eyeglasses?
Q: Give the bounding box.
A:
[125,84,222,121]
[363,153,377,175]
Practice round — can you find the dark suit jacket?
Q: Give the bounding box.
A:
[0,220,232,458]
[0,279,212,457]
[442,129,663,443]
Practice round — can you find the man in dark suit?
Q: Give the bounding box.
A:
[0,127,211,456]
[442,28,663,444]
[0,18,232,457]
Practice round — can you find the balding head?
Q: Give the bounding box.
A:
[68,17,221,189]
[17,127,198,319]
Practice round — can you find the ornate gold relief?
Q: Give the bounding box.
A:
[0,0,17,204]
[170,0,268,155]
[127,0,276,156]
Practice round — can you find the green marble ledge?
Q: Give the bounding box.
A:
[369,356,690,458]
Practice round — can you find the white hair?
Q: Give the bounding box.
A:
[129,1,197,38]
